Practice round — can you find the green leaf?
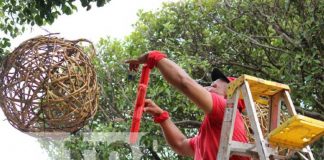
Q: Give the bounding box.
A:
[305,75,312,82]
[62,5,72,15]
[97,0,106,7]
[34,15,43,25]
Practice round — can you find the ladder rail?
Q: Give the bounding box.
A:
[302,146,315,160]
[217,89,240,159]
[282,90,297,116]
[242,81,270,160]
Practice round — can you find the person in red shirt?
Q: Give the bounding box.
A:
[126,51,250,160]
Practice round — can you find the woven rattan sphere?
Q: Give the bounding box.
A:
[0,35,99,134]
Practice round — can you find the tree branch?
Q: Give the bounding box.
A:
[313,97,324,112]
[227,62,261,73]
[295,107,324,121]
[223,25,289,53]
[253,7,301,48]
[98,105,112,121]
[272,22,301,48]
[263,51,282,69]
[223,61,280,82]
[147,147,161,160]
[174,120,201,128]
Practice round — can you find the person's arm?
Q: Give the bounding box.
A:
[159,119,194,156]
[144,99,194,156]
[126,51,213,114]
[156,58,213,113]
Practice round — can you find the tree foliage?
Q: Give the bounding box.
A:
[2,0,323,159]
[87,0,323,159]
[0,0,111,59]
[128,0,324,119]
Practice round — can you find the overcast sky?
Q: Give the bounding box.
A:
[0,0,175,159]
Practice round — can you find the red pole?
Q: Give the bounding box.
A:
[129,64,151,144]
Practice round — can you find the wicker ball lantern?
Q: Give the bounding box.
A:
[0,35,99,134]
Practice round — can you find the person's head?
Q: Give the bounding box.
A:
[209,68,235,97]
[209,68,245,112]
[210,79,228,97]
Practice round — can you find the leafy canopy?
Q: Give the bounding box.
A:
[1,0,322,159]
[0,0,111,58]
[43,0,323,159]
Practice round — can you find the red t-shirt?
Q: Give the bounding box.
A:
[189,93,250,160]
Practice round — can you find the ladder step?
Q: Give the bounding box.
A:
[268,115,324,149]
[229,141,258,158]
[230,141,278,159]
[227,75,290,105]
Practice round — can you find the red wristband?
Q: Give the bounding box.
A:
[147,50,167,69]
[153,111,169,123]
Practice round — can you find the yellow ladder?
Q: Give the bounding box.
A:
[217,75,324,160]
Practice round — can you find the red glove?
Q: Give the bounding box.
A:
[154,111,170,123]
[146,50,167,69]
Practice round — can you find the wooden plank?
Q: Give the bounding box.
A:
[282,90,297,115]
[227,76,244,98]
[230,141,258,158]
[269,91,282,132]
[241,81,270,160]
[217,88,240,160]
[230,141,278,159]
[243,74,290,91]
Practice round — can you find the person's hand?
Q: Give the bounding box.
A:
[143,99,164,116]
[125,53,149,72]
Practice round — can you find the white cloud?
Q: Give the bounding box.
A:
[11,0,169,48]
